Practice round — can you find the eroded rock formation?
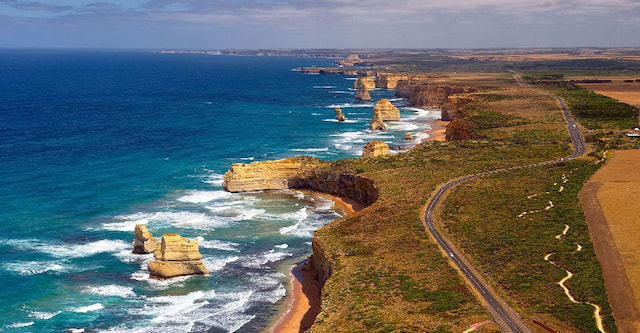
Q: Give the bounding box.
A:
[376,74,409,89]
[369,109,386,131]
[334,107,346,122]
[223,157,378,206]
[132,224,157,254]
[374,99,400,121]
[395,81,475,109]
[148,234,209,279]
[353,76,376,90]
[362,141,389,157]
[441,95,475,121]
[405,132,414,140]
[223,157,319,192]
[355,85,372,101]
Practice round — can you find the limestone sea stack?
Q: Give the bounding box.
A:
[353,76,376,90]
[148,234,209,279]
[362,141,389,157]
[373,99,400,121]
[405,132,414,140]
[355,85,372,101]
[334,107,346,122]
[132,224,157,254]
[369,109,386,131]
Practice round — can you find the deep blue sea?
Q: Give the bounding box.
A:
[0,50,439,332]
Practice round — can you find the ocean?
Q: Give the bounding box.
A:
[0,50,440,332]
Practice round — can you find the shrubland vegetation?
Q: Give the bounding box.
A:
[297,48,640,331]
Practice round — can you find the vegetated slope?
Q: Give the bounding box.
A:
[307,76,621,332]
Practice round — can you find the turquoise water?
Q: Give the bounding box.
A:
[0,50,439,332]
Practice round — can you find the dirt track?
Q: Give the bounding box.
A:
[579,150,640,333]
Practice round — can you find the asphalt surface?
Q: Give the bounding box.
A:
[422,74,586,332]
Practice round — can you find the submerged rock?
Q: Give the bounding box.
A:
[132,224,158,254]
[362,141,389,157]
[334,107,346,122]
[148,234,209,279]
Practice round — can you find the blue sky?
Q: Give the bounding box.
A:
[1,0,639,49]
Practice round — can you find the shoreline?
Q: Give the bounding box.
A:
[426,119,448,142]
[267,192,358,333]
[268,117,444,333]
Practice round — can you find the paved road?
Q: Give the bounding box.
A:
[422,74,586,333]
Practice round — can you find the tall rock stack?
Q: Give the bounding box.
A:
[373,99,400,121]
[353,76,376,90]
[355,85,372,101]
[148,234,209,279]
[334,107,346,122]
[369,109,386,131]
[132,224,157,254]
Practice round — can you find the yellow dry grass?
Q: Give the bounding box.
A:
[568,76,640,107]
[589,150,640,319]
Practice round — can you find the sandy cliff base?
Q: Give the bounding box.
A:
[580,150,640,333]
[268,193,357,333]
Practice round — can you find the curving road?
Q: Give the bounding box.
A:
[422,73,586,333]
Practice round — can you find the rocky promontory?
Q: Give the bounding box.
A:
[362,141,389,157]
[148,234,209,279]
[223,156,378,207]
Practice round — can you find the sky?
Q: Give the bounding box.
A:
[1,0,639,49]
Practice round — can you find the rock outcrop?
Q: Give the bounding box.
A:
[362,141,389,157]
[223,156,378,207]
[404,132,414,140]
[376,74,409,89]
[353,76,376,90]
[373,99,400,121]
[445,119,474,141]
[441,95,475,121]
[222,157,319,192]
[132,224,158,254]
[355,85,372,101]
[369,109,386,131]
[148,234,209,279]
[395,81,475,109]
[334,107,346,122]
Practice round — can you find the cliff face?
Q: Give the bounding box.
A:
[441,94,475,121]
[374,99,400,121]
[376,74,408,89]
[395,80,475,109]
[222,156,378,206]
[222,157,318,192]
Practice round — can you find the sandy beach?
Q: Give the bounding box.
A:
[267,193,357,333]
[426,120,448,142]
